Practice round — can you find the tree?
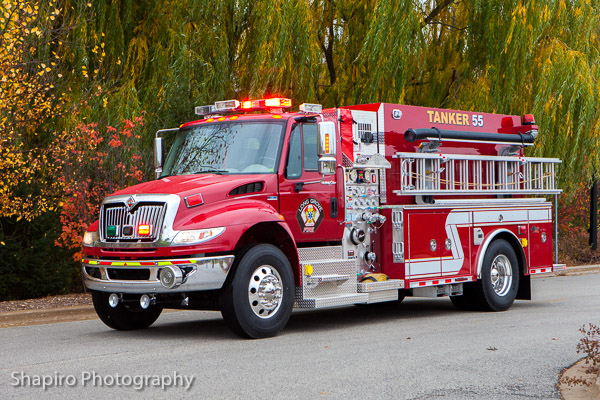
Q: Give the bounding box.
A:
[0,0,103,221]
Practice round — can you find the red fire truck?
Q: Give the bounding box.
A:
[82,98,563,338]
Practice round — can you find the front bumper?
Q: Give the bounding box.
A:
[82,255,235,294]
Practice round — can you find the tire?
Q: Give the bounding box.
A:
[220,244,294,339]
[470,239,520,311]
[91,291,163,330]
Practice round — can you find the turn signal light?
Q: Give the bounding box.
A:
[184,193,204,207]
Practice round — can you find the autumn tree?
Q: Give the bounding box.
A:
[0,0,103,221]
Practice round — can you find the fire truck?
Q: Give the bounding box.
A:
[82,98,563,338]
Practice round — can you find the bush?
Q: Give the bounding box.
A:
[0,212,81,301]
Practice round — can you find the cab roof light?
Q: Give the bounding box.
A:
[299,103,322,113]
[195,97,292,116]
[264,98,292,108]
[195,105,216,116]
[214,100,240,112]
[522,114,535,125]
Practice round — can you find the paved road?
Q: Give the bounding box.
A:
[0,273,598,400]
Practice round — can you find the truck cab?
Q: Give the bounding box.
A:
[82,98,562,338]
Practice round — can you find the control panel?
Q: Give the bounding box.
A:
[343,168,386,273]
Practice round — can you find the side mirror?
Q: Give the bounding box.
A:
[318,121,336,157]
[317,121,337,176]
[154,137,164,179]
[318,156,337,176]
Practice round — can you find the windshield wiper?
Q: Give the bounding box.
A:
[193,169,228,174]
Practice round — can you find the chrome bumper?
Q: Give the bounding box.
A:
[82,255,235,294]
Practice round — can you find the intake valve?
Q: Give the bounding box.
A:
[350,228,366,245]
[364,251,377,264]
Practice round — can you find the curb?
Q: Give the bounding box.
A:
[559,359,600,400]
[0,305,96,328]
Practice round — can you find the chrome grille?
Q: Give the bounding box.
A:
[100,202,167,242]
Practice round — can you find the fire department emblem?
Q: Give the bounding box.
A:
[296,198,324,233]
[126,195,137,211]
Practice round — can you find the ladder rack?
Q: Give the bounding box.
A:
[392,152,561,196]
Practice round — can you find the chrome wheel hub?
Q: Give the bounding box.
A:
[490,254,512,297]
[248,265,283,319]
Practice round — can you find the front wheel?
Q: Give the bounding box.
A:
[220,244,294,339]
[91,291,163,330]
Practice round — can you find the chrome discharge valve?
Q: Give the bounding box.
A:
[361,213,386,224]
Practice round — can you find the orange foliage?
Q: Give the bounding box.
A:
[51,117,147,261]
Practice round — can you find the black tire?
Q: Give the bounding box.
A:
[220,244,294,339]
[469,239,520,311]
[91,291,163,330]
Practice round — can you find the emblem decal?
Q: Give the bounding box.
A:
[126,195,137,211]
[296,198,324,233]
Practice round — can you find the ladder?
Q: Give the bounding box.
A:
[392,152,561,196]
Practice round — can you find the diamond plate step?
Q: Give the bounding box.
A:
[357,279,403,293]
[306,274,350,287]
[299,259,358,301]
[298,246,343,262]
[295,293,369,309]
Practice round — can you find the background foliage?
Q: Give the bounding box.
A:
[1,0,599,300]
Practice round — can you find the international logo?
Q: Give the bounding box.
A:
[296,198,324,233]
[126,195,137,211]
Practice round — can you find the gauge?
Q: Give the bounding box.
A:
[348,170,358,182]
[364,170,373,183]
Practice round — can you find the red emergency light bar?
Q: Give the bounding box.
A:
[195,98,292,117]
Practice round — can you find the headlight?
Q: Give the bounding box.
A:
[83,231,100,246]
[172,227,225,245]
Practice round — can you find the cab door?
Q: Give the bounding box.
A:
[279,122,343,242]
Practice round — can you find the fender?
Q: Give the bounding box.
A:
[476,228,527,278]
[175,198,284,230]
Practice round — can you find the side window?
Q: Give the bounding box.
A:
[285,125,302,179]
[302,124,318,171]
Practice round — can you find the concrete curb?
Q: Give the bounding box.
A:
[559,359,600,400]
[0,305,96,328]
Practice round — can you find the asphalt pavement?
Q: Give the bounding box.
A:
[0,272,599,399]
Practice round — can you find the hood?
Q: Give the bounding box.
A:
[110,174,272,203]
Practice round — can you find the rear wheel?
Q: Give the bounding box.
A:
[91,291,163,330]
[457,239,520,311]
[220,244,294,339]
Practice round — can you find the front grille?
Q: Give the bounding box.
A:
[100,202,167,242]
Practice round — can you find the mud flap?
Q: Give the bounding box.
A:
[516,274,531,300]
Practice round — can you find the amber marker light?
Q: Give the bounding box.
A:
[138,224,151,236]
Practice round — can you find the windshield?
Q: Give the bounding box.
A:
[161,121,285,176]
